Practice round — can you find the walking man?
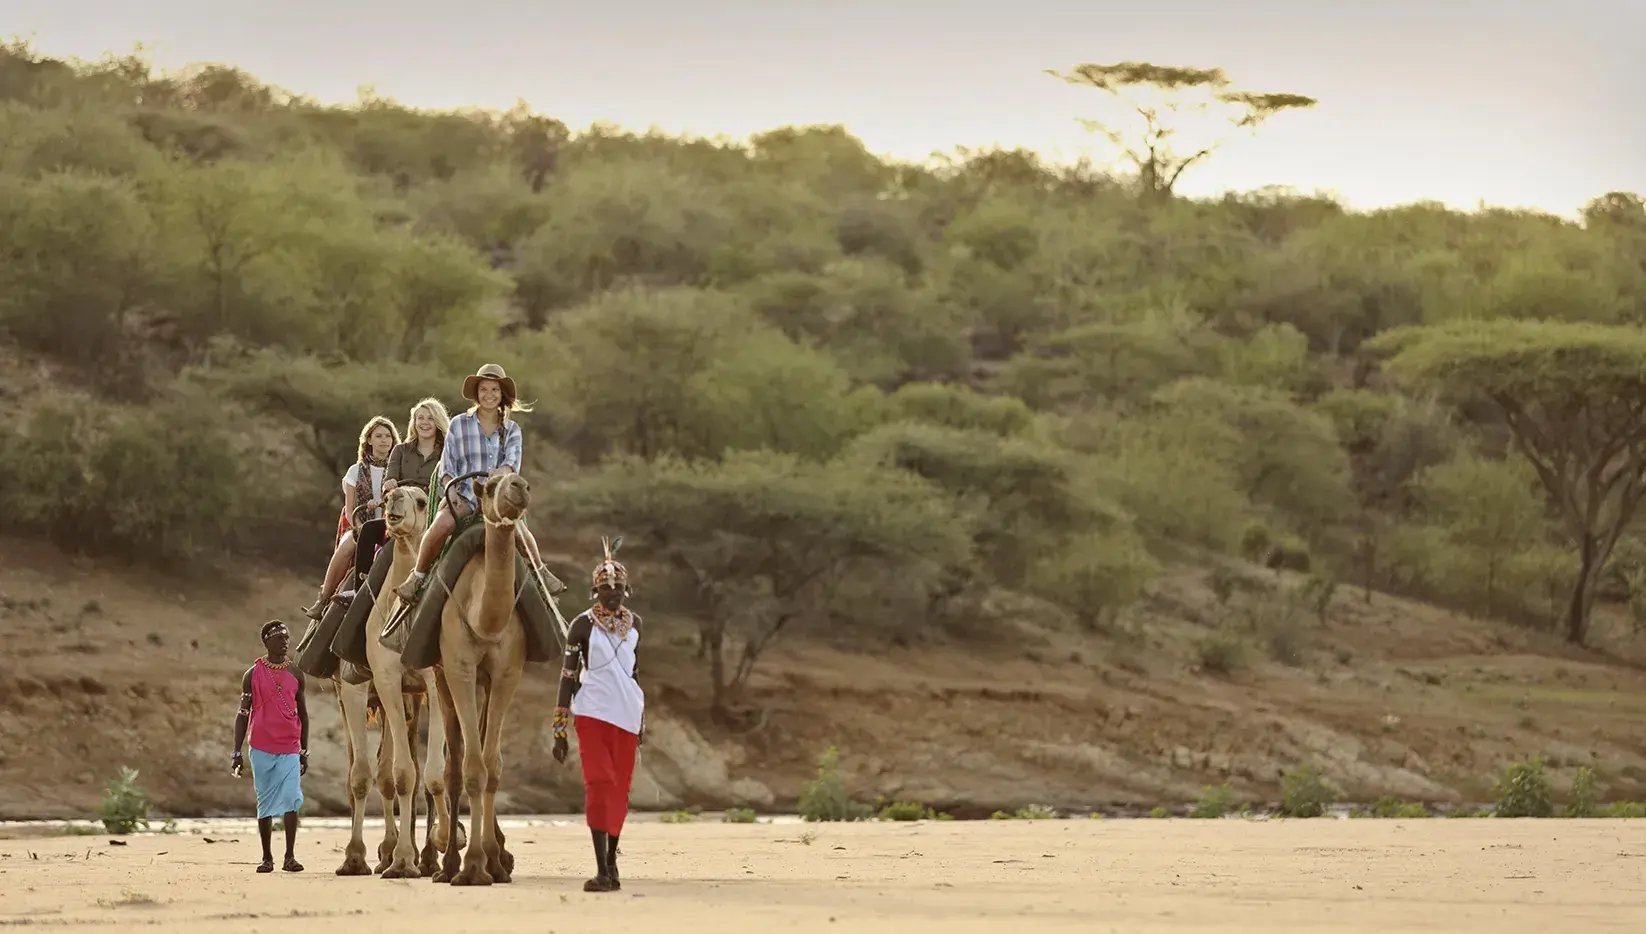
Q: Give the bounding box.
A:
[230,620,310,873]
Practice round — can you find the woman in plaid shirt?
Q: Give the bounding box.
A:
[393,364,549,604]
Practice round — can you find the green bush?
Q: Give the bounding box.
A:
[0,401,242,564]
[877,801,929,821]
[1028,528,1160,627]
[1240,521,1274,562]
[799,747,870,822]
[1194,632,1247,676]
[1493,757,1553,818]
[1266,534,1312,573]
[98,766,151,835]
[1280,763,1334,818]
[724,808,758,824]
[1563,766,1599,818]
[660,810,697,824]
[1363,795,1429,819]
[1603,802,1646,818]
[1190,784,1236,818]
[1148,806,1171,819]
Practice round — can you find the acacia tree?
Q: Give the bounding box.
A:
[557,451,973,719]
[1370,320,1646,644]
[1049,61,1316,199]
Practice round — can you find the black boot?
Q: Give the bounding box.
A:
[583,830,616,892]
[606,834,621,890]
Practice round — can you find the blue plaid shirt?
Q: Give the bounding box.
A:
[440,411,523,510]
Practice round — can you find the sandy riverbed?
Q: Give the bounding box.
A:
[2,817,1643,932]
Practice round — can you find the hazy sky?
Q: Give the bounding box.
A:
[11,0,1645,215]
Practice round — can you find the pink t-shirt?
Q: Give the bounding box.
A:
[248,658,302,755]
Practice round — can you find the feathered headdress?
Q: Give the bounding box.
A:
[591,535,628,595]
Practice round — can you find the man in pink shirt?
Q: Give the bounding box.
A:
[230,620,311,873]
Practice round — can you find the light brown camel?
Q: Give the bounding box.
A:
[432,472,530,886]
[365,485,460,879]
[333,487,437,878]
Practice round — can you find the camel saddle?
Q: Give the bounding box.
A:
[380,524,564,671]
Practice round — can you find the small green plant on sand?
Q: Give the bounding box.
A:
[1149,806,1171,819]
[1279,763,1334,818]
[660,810,697,824]
[724,808,757,823]
[1562,767,1598,818]
[1493,757,1552,818]
[98,767,151,835]
[1190,784,1236,819]
[799,747,871,822]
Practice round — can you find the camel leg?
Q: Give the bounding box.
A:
[373,708,397,874]
[432,668,466,884]
[445,662,493,887]
[419,674,453,876]
[479,660,521,884]
[376,674,422,878]
[335,681,373,876]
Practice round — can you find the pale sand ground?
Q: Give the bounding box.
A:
[3,818,1644,932]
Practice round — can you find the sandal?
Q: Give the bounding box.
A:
[256,857,274,873]
[282,856,305,873]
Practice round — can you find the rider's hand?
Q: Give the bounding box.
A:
[552,735,568,764]
[382,480,399,493]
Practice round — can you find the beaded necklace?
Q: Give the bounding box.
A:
[590,604,634,640]
[258,657,300,720]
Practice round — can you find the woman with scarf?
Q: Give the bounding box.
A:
[301,415,397,621]
[552,537,644,893]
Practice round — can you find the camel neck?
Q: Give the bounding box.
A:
[473,520,517,638]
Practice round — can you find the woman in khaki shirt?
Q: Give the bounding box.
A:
[384,397,450,496]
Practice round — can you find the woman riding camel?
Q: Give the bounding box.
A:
[392,364,550,607]
[302,415,397,621]
[384,397,451,497]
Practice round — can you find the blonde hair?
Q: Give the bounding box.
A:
[357,416,397,463]
[404,397,452,446]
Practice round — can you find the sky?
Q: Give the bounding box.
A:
[10,0,1645,216]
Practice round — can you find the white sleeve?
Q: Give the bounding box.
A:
[343,464,360,486]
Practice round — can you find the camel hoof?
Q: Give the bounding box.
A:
[418,852,440,877]
[335,857,373,877]
[500,849,515,874]
[487,861,512,884]
[381,864,421,880]
[430,871,450,884]
[450,865,493,887]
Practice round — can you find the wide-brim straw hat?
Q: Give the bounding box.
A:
[462,363,517,403]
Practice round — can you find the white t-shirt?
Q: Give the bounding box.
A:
[342,463,386,511]
[571,618,645,735]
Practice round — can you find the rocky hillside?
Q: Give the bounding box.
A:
[6,535,1644,821]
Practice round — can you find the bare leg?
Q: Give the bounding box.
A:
[335,681,373,876]
[282,813,303,872]
[257,817,274,872]
[305,534,357,619]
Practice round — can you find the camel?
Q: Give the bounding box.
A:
[364,484,461,879]
[431,472,530,886]
[332,487,455,878]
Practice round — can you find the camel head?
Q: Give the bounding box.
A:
[480,472,530,527]
[383,485,428,538]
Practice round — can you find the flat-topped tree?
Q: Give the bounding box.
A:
[1369,320,1646,644]
[1048,61,1316,199]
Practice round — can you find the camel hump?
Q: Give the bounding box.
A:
[396,522,562,670]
